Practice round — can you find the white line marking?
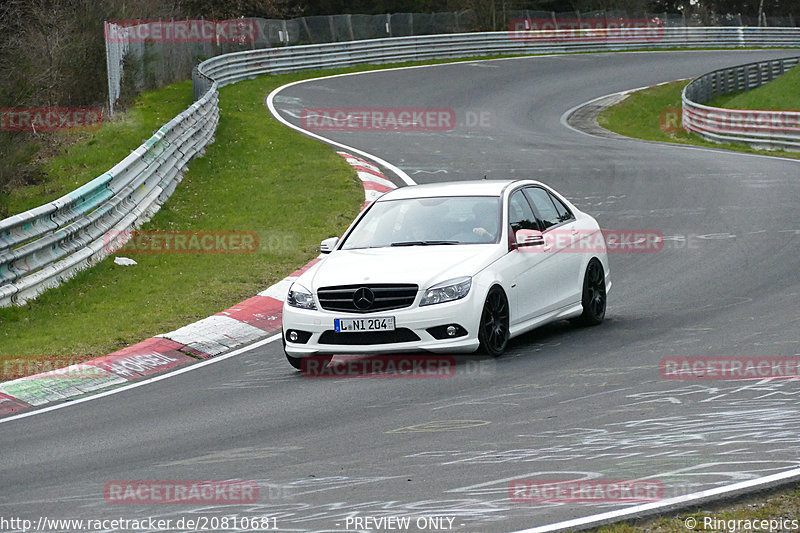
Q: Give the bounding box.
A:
[510,467,800,533]
[0,334,282,425]
[261,52,707,185]
[265,77,416,186]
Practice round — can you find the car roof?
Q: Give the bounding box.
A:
[377,179,546,201]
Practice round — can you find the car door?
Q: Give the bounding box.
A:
[523,186,584,311]
[495,188,556,325]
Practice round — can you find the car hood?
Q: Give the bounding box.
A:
[303,245,503,290]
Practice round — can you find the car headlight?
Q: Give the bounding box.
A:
[287,283,316,310]
[420,276,472,306]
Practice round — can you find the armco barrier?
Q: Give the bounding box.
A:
[0,90,219,307]
[682,56,800,150]
[191,27,800,96]
[2,27,800,306]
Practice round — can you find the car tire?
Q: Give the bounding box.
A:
[285,351,304,370]
[281,331,333,372]
[478,286,510,357]
[573,259,606,326]
[285,352,333,372]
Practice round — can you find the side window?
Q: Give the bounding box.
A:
[550,193,574,223]
[508,190,539,234]
[525,187,561,229]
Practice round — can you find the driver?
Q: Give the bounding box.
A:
[471,201,498,242]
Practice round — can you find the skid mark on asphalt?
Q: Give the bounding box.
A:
[206,360,298,389]
[428,393,531,410]
[156,446,303,468]
[445,469,681,501]
[409,169,448,174]
[386,420,491,433]
[443,462,799,505]
[390,379,800,519]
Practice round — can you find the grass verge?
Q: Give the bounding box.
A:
[709,64,800,110]
[591,483,800,533]
[597,80,800,160]
[0,83,195,217]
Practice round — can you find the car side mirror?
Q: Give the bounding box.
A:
[319,237,339,254]
[515,229,544,248]
[320,237,339,254]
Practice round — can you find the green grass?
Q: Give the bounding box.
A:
[0,83,194,217]
[709,64,800,110]
[597,80,800,160]
[0,71,365,360]
[591,483,800,533]
[599,81,694,143]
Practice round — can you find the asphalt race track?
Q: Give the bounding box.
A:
[1,50,799,532]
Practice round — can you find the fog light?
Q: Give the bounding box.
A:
[426,324,467,340]
[285,330,312,344]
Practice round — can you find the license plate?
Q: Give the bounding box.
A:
[334,317,395,332]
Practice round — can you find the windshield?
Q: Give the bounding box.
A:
[341,196,501,249]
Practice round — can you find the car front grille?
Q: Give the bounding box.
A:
[318,328,420,345]
[317,284,418,313]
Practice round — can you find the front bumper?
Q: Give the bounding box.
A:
[282,293,483,357]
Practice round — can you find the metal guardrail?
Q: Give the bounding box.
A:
[0,90,219,306]
[192,27,800,96]
[682,56,800,150]
[2,27,799,306]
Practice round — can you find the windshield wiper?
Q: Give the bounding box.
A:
[390,240,459,246]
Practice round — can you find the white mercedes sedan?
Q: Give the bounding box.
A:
[282,179,610,369]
